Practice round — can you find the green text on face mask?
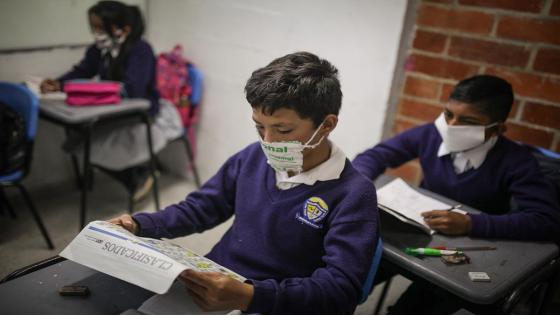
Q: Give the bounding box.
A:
[262,144,288,153]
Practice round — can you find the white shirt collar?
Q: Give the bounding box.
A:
[275,141,346,190]
[438,136,498,174]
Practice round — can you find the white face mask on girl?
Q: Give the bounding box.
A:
[434,113,498,152]
[93,30,127,58]
[258,122,325,174]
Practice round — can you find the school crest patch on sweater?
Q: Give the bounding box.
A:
[297,197,329,228]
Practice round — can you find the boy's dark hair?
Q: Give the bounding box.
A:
[245,51,342,127]
[88,1,145,80]
[449,75,514,123]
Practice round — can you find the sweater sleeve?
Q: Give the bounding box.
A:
[352,126,424,181]
[58,45,100,82]
[246,192,379,315]
[469,152,560,241]
[122,42,154,99]
[133,155,240,239]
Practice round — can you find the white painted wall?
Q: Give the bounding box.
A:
[147,0,407,181]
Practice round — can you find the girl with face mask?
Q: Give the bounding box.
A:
[40,1,183,202]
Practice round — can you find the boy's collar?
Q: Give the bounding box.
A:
[275,141,346,189]
[438,136,499,173]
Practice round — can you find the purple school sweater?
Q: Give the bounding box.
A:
[133,143,380,315]
[58,40,160,115]
[353,123,560,241]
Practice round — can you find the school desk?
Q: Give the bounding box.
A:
[39,99,160,229]
[375,176,559,314]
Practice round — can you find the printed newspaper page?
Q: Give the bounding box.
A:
[60,221,245,294]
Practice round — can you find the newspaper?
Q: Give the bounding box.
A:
[377,178,453,235]
[60,221,245,294]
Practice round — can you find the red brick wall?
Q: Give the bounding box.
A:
[387,0,560,184]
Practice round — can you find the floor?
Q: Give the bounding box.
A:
[1,169,556,314]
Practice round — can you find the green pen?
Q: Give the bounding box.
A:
[405,247,462,256]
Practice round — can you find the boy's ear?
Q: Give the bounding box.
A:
[321,114,338,134]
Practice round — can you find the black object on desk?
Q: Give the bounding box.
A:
[375,176,560,314]
[0,257,153,315]
[39,99,160,228]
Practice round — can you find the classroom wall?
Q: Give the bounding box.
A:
[385,0,560,184]
[146,0,408,181]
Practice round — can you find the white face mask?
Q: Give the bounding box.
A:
[93,30,127,58]
[434,113,498,152]
[258,122,325,174]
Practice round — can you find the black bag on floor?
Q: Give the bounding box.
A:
[0,101,26,176]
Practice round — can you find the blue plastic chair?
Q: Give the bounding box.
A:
[0,82,54,249]
[172,63,202,188]
[360,237,384,304]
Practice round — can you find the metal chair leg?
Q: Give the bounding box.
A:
[13,183,54,249]
[128,193,134,214]
[142,113,160,211]
[79,124,92,229]
[181,133,201,188]
[0,187,17,218]
[373,277,393,315]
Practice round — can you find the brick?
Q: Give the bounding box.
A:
[458,0,543,13]
[413,29,447,53]
[418,4,494,35]
[551,0,560,16]
[403,76,441,99]
[440,83,456,101]
[533,48,560,75]
[448,37,530,67]
[505,123,554,148]
[393,118,419,134]
[398,98,443,122]
[497,16,560,45]
[408,54,479,80]
[522,102,560,129]
[486,67,560,103]
[385,161,422,185]
[509,100,520,119]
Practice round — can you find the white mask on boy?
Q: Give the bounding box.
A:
[434,113,498,152]
[259,122,325,174]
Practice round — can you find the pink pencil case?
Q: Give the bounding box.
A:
[64,81,122,106]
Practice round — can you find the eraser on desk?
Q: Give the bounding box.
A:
[468,272,491,282]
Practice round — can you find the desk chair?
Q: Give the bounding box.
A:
[360,238,384,304]
[170,63,203,188]
[0,82,54,249]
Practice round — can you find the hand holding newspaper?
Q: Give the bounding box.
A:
[376,178,458,235]
[60,221,245,295]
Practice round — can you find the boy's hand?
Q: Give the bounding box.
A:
[421,210,472,235]
[180,270,254,312]
[40,79,61,93]
[108,214,139,235]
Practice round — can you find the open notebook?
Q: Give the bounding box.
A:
[376,178,453,235]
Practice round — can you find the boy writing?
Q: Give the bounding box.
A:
[353,74,559,241]
[353,74,560,314]
[110,52,379,315]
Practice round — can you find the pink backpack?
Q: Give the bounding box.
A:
[64,81,122,106]
[156,45,196,126]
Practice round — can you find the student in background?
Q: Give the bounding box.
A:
[110,52,380,315]
[353,74,560,314]
[41,0,182,201]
